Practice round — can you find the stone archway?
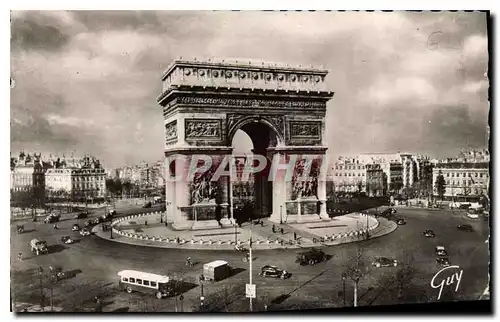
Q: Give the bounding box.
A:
[158,59,334,230]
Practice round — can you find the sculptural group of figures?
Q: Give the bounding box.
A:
[292,179,317,199]
[291,159,319,199]
[190,172,218,204]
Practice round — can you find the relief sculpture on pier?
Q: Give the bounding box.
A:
[185,119,222,139]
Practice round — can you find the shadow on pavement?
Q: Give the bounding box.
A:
[270,294,290,305]
[48,244,67,254]
[111,307,129,312]
[227,267,246,279]
[63,269,83,280]
[174,281,198,295]
[20,229,37,234]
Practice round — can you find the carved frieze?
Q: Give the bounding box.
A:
[164,120,178,144]
[185,119,222,140]
[289,121,321,138]
[177,96,325,109]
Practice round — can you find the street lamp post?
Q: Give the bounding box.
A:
[280,205,283,224]
[366,213,369,240]
[342,274,346,306]
[37,267,44,312]
[199,275,205,312]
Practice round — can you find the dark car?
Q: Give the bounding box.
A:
[259,265,291,279]
[295,248,327,266]
[372,257,398,267]
[436,257,450,267]
[72,224,80,231]
[457,224,474,232]
[74,211,89,219]
[435,246,448,256]
[102,210,117,221]
[395,218,406,225]
[60,236,74,244]
[459,203,471,210]
[423,230,435,238]
[44,214,61,224]
[142,202,152,208]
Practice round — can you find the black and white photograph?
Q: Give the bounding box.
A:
[9,10,491,313]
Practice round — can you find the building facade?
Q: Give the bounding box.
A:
[44,155,106,202]
[365,164,387,197]
[330,157,366,193]
[10,152,46,207]
[432,149,490,200]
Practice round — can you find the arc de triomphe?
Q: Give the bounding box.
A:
[157,59,334,230]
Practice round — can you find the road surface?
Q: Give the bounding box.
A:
[11,206,489,312]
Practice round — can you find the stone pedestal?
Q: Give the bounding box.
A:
[191,220,222,230]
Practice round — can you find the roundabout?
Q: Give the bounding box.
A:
[92,211,393,250]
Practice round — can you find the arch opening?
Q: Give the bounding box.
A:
[230,119,280,218]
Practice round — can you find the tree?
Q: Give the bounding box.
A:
[357,181,363,194]
[342,244,369,307]
[122,179,132,198]
[434,172,446,201]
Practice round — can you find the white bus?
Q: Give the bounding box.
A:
[117,270,174,299]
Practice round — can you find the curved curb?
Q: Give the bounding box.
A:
[92,212,396,251]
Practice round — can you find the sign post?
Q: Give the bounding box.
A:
[246,284,256,299]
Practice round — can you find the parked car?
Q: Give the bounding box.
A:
[72,224,80,232]
[44,214,61,224]
[457,224,474,232]
[259,265,291,279]
[80,228,91,236]
[436,257,451,267]
[142,202,152,208]
[74,211,89,219]
[459,203,471,210]
[423,230,435,238]
[372,257,398,267]
[466,213,479,219]
[435,246,448,256]
[295,248,327,266]
[395,218,406,225]
[60,236,74,244]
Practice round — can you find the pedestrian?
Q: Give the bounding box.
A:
[294,232,297,240]
[260,220,264,227]
[272,224,276,233]
[280,228,284,235]
[145,220,148,226]
[18,253,22,261]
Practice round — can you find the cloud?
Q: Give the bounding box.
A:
[10,11,489,168]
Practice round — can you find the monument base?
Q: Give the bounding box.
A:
[171,221,192,231]
[219,217,234,228]
[191,220,222,230]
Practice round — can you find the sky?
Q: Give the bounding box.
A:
[10,11,490,169]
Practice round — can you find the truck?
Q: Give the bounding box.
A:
[202,260,230,282]
[30,239,48,255]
